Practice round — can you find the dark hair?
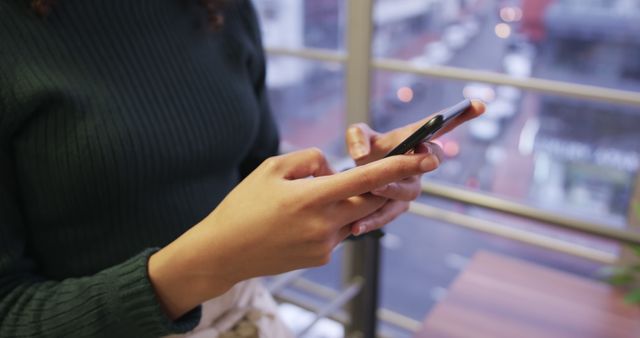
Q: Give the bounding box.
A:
[31,0,228,29]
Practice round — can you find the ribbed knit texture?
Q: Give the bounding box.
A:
[0,0,279,336]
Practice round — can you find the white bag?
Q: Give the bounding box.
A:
[164,279,294,338]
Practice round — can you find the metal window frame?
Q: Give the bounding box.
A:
[263,1,640,337]
[266,47,640,107]
[342,2,379,337]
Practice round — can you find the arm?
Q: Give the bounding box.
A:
[0,148,201,338]
[148,147,441,320]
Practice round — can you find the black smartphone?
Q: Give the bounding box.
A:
[384,99,472,158]
[353,99,472,240]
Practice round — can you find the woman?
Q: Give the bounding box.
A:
[0,0,484,337]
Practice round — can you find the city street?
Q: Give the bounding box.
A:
[259,0,640,335]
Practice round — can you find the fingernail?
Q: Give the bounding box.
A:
[420,155,438,171]
[350,142,367,159]
[424,143,433,154]
[426,142,443,163]
[356,224,367,236]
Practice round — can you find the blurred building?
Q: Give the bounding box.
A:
[521,0,640,223]
[542,0,640,89]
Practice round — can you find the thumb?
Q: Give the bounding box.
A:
[266,148,335,180]
[346,123,378,161]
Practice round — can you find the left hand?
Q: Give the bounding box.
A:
[345,100,485,236]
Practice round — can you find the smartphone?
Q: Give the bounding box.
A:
[353,99,472,240]
[384,99,472,158]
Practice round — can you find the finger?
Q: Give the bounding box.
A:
[432,99,486,139]
[269,148,334,180]
[368,120,435,157]
[346,123,378,160]
[371,176,421,201]
[333,193,388,226]
[333,224,353,246]
[351,200,409,236]
[313,152,439,202]
[419,142,444,163]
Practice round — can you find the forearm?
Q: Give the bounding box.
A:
[0,249,200,338]
[148,223,240,320]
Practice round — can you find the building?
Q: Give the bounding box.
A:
[521,0,640,222]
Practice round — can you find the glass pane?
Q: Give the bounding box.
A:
[301,249,344,292]
[372,0,640,91]
[253,0,345,50]
[371,72,640,228]
[420,194,619,256]
[267,56,346,160]
[379,211,607,330]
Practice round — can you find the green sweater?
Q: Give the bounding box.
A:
[0,0,279,336]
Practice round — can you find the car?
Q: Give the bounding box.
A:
[507,35,536,59]
[419,41,453,66]
[410,54,432,67]
[463,20,480,37]
[442,25,469,50]
[496,85,522,101]
[485,98,517,119]
[469,119,501,141]
[463,82,496,102]
[503,52,532,78]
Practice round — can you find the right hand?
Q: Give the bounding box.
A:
[149,147,439,319]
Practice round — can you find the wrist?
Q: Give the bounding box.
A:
[148,224,236,320]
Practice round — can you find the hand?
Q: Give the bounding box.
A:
[345,100,485,235]
[148,147,440,319]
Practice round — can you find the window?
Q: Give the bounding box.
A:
[372,0,640,91]
[254,0,345,50]
[378,210,607,326]
[372,74,640,225]
[266,56,346,160]
[252,0,640,335]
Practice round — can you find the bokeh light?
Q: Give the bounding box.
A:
[495,23,512,39]
[500,7,523,22]
[397,86,414,103]
[443,141,460,157]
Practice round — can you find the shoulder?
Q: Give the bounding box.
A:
[223,0,263,46]
[219,0,266,76]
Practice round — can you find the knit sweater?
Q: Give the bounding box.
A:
[0,0,279,336]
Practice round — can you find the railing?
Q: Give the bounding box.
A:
[270,189,640,336]
[262,0,640,336]
[265,47,640,107]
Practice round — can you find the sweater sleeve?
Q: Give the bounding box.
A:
[0,132,201,337]
[237,0,280,178]
[0,157,202,337]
